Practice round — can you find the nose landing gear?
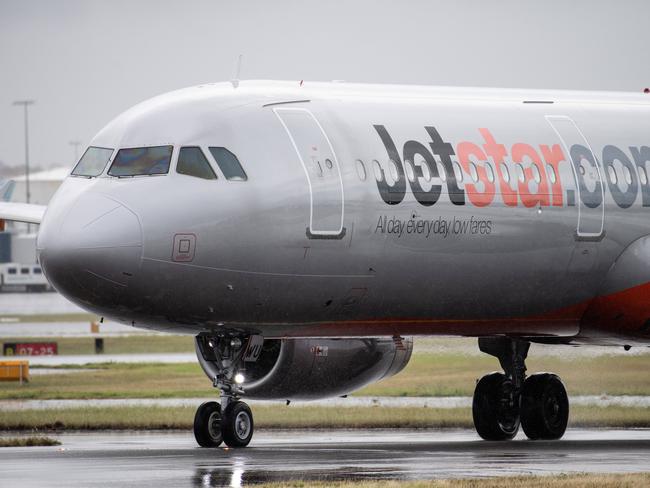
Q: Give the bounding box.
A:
[193,335,256,448]
[472,337,569,441]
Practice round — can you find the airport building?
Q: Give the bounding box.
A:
[0,167,68,285]
[12,167,69,206]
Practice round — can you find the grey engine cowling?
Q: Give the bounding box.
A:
[196,337,413,400]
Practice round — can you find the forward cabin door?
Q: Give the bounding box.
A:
[546,116,605,240]
[274,107,345,239]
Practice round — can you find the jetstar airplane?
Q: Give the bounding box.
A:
[2,80,650,447]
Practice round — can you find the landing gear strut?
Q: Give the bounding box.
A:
[193,335,256,448]
[472,337,569,441]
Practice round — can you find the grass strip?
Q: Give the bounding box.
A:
[255,474,650,488]
[1,334,194,356]
[358,352,650,397]
[0,436,60,447]
[3,405,650,431]
[4,351,650,399]
[0,362,210,400]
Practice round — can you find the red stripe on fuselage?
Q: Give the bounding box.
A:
[582,281,650,338]
[281,282,650,341]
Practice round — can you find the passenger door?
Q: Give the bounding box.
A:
[274,107,345,239]
[546,115,605,239]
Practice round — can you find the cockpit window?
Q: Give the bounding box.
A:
[209,147,248,181]
[71,146,114,177]
[177,147,217,180]
[108,146,173,177]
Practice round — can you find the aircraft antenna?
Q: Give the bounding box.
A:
[231,54,243,88]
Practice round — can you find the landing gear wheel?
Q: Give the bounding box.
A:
[193,401,223,447]
[222,401,254,447]
[472,372,520,440]
[521,373,569,440]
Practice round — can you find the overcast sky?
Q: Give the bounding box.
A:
[1,0,649,171]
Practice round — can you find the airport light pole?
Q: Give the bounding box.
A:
[13,100,35,234]
[12,100,35,205]
[69,140,82,162]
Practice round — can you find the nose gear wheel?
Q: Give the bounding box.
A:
[193,335,257,448]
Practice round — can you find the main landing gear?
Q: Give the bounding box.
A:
[193,335,255,448]
[472,337,569,441]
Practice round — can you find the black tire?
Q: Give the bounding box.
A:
[521,373,569,440]
[222,401,254,448]
[472,372,520,440]
[193,401,223,447]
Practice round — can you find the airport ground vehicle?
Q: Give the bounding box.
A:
[1,80,649,446]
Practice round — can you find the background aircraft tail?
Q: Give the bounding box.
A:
[0,180,16,202]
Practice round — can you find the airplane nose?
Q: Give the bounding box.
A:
[38,193,142,310]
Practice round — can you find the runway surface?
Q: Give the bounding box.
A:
[0,292,84,315]
[2,394,650,410]
[1,429,649,487]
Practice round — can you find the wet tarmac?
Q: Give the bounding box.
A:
[1,429,649,487]
[2,394,650,411]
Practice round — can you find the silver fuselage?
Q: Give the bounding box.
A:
[36,81,650,345]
